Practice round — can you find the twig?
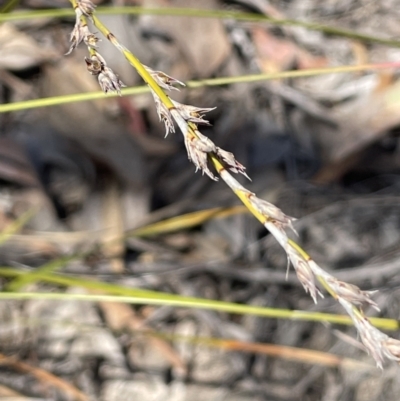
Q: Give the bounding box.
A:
[0,352,88,401]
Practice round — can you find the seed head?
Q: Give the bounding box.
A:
[326,277,380,311]
[85,54,103,75]
[76,0,96,18]
[184,132,218,180]
[215,148,250,179]
[382,338,400,361]
[150,90,175,137]
[66,20,99,55]
[66,20,85,55]
[172,100,216,126]
[250,195,296,232]
[346,307,389,369]
[84,32,100,48]
[98,66,126,95]
[286,245,322,303]
[144,65,185,91]
[85,54,125,95]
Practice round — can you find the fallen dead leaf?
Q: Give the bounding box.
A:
[313,73,400,182]
[252,27,328,73]
[140,0,231,77]
[0,23,57,70]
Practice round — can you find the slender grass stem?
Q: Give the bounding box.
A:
[1,7,400,48]
[1,62,399,113]
[0,270,398,330]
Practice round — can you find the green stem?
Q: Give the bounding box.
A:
[1,7,400,48]
[0,268,398,330]
[0,0,20,13]
[2,62,400,113]
[4,254,79,292]
[90,14,174,108]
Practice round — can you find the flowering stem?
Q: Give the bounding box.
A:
[61,0,400,367]
[85,9,174,108]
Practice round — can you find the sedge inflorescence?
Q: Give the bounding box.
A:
[68,0,400,369]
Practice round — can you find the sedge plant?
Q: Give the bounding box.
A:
[62,0,400,369]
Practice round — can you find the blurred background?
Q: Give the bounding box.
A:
[1,0,400,400]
